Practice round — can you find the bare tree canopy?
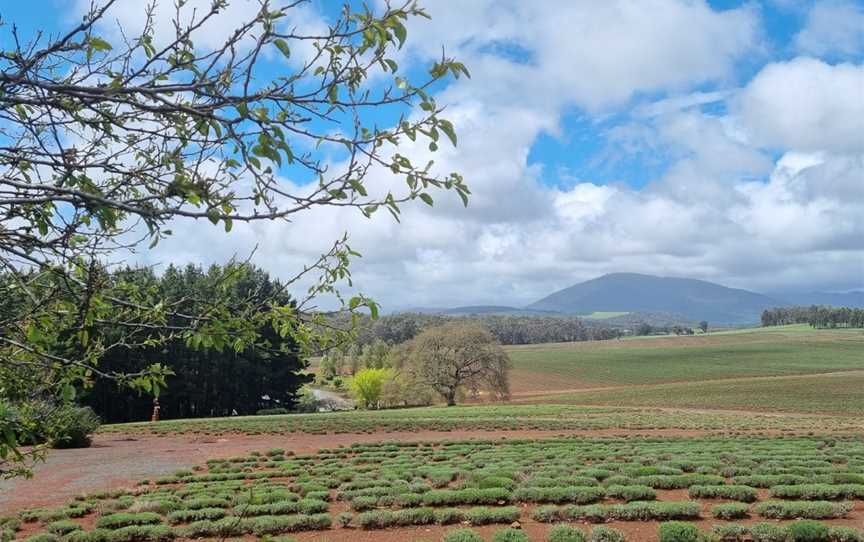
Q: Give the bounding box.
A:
[406,322,510,406]
[0,0,468,477]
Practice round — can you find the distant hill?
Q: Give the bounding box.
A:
[527,273,778,324]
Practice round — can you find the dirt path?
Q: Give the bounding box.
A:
[0,428,724,514]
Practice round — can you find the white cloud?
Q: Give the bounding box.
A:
[796,0,864,57]
[89,1,862,308]
[735,58,864,153]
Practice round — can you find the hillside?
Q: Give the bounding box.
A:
[527,272,778,323]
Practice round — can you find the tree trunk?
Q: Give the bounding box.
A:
[445,389,457,406]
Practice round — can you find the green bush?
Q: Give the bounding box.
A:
[465,506,520,526]
[103,525,175,542]
[165,508,225,524]
[786,521,830,542]
[658,522,700,542]
[750,523,788,542]
[24,535,59,542]
[589,526,626,542]
[422,488,511,506]
[493,528,530,542]
[513,486,604,504]
[49,406,101,449]
[547,525,587,542]
[711,503,750,519]
[434,508,465,525]
[786,519,829,542]
[711,523,749,542]
[828,527,864,542]
[688,485,758,502]
[605,485,656,502]
[754,501,852,519]
[45,521,82,535]
[443,529,484,542]
[95,513,161,529]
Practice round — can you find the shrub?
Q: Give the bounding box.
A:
[49,406,101,449]
[443,529,484,542]
[754,501,853,520]
[166,508,225,524]
[351,496,378,512]
[689,485,758,503]
[712,524,749,542]
[828,527,864,542]
[422,488,511,506]
[95,513,161,529]
[103,525,175,542]
[658,522,700,542]
[336,511,352,528]
[589,526,626,542]
[46,521,82,535]
[513,486,604,504]
[711,503,750,519]
[750,523,788,542]
[465,506,521,526]
[786,521,830,542]
[605,485,656,502]
[248,513,331,534]
[547,525,587,542]
[493,528,530,542]
[434,508,465,525]
[24,535,59,542]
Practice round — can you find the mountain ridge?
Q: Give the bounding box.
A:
[395,273,864,324]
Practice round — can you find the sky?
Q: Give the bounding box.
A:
[3,0,863,310]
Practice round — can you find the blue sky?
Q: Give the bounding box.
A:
[2,1,862,308]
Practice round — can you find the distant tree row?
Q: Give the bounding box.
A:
[329,312,623,348]
[762,306,864,329]
[633,323,701,336]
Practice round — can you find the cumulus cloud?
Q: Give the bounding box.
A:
[735,58,864,153]
[91,1,862,309]
[795,0,864,57]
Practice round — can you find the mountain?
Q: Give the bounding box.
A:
[527,273,779,324]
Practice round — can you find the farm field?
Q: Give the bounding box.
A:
[5,326,864,542]
[4,436,864,542]
[525,372,864,415]
[96,403,864,438]
[505,326,864,394]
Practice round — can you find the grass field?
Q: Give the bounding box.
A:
[527,372,864,415]
[99,402,864,437]
[506,326,864,393]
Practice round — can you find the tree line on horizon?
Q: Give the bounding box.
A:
[333,312,623,347]
[761,305,864,328]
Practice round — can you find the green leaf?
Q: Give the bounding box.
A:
[87,36,112,52]
[419,193,434,207]
[438,120,457,146]
[392,22,407,48]
[273,38,291,59]
[62,384,76,402]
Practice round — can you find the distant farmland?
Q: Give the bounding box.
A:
[506,325,864,387]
